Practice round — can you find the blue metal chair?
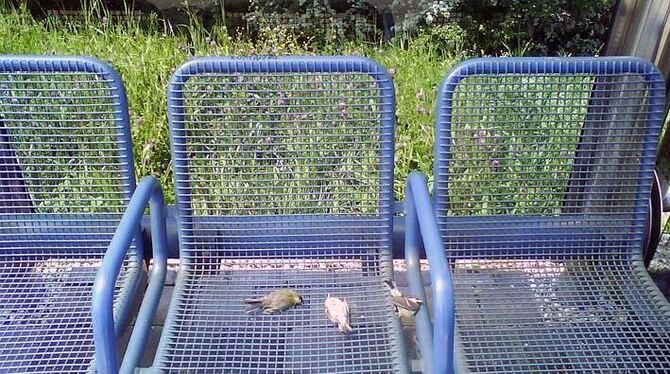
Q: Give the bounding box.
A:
[408,57,670,373]
[115,55,408,373]
[0,55,154,372]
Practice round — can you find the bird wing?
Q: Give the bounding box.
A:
[390,296,422,312]
[325,299,337,323]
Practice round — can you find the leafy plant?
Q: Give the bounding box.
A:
[393,0,614,56]
[244,0,380,47]
[459,0,614,56]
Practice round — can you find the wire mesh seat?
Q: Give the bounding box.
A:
[154,56,408,372]
[427,57,670,373]
[0,56,142,373]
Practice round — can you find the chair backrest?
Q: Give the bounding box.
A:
[167,56,395,270]
[0,56,137,261]
[434,57,665,260]
[0,118,32,214]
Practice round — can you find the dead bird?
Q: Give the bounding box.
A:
[244,288,303,314]
[324,294,353,334]
[384,279,423,316]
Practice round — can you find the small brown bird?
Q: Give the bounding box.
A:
[324,294,353,334]
[244,288,303,314]
[384,279,422,316]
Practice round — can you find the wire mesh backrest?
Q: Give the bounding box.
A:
[434,58,665,259]
[0,56,136,256]
[168,57,395,264]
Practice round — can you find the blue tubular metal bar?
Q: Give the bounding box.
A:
[405,171,455,374]
[92,176,168,374]
[433,57,669,372]
[405,187,433,374]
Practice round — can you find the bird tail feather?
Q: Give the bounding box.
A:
[244,297,263,304]
[340,323,353,334]
[244,297,265,314]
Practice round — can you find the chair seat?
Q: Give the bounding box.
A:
[0,257,137,373]
[155,262,405,373]
[453,258,670,372]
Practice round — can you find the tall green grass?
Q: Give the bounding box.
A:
[0,5,460,202]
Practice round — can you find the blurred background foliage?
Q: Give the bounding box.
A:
[0,0,616,201]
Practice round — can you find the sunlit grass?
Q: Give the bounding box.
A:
[0,5,461,202]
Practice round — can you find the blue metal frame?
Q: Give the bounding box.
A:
[92,176,168,374]
[434,57,665,247]
[0,55,143,372]
[0,55,138,201]
[140,205,409,260]
[0,119,33,214]
[150,55,407,372]
[427,57,666,373]
[404,172,455,374]
[0,57,143,318]
[167,56,396,260]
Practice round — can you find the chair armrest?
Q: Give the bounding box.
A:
[92,176,168,374]
[404,171,455,374]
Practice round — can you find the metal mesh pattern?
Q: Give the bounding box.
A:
[158,56,406,372]
[434,58,670,372]
[0,56,139,373]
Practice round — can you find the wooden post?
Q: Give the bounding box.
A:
[605,0,670,209]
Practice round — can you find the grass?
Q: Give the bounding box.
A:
[1,72,128,214]
[446,74,597,216]
[0,6,460,203]
[180,71,386,216]
[2,4,662,225]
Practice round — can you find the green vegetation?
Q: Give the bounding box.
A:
[1,72,127,213]
[406,0,614,56]
[0,0,623,217]
[0,6,460,201]
[182,72,386,216]
[447,75,594,216]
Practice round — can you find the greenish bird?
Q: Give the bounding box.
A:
[244,288,304,314]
